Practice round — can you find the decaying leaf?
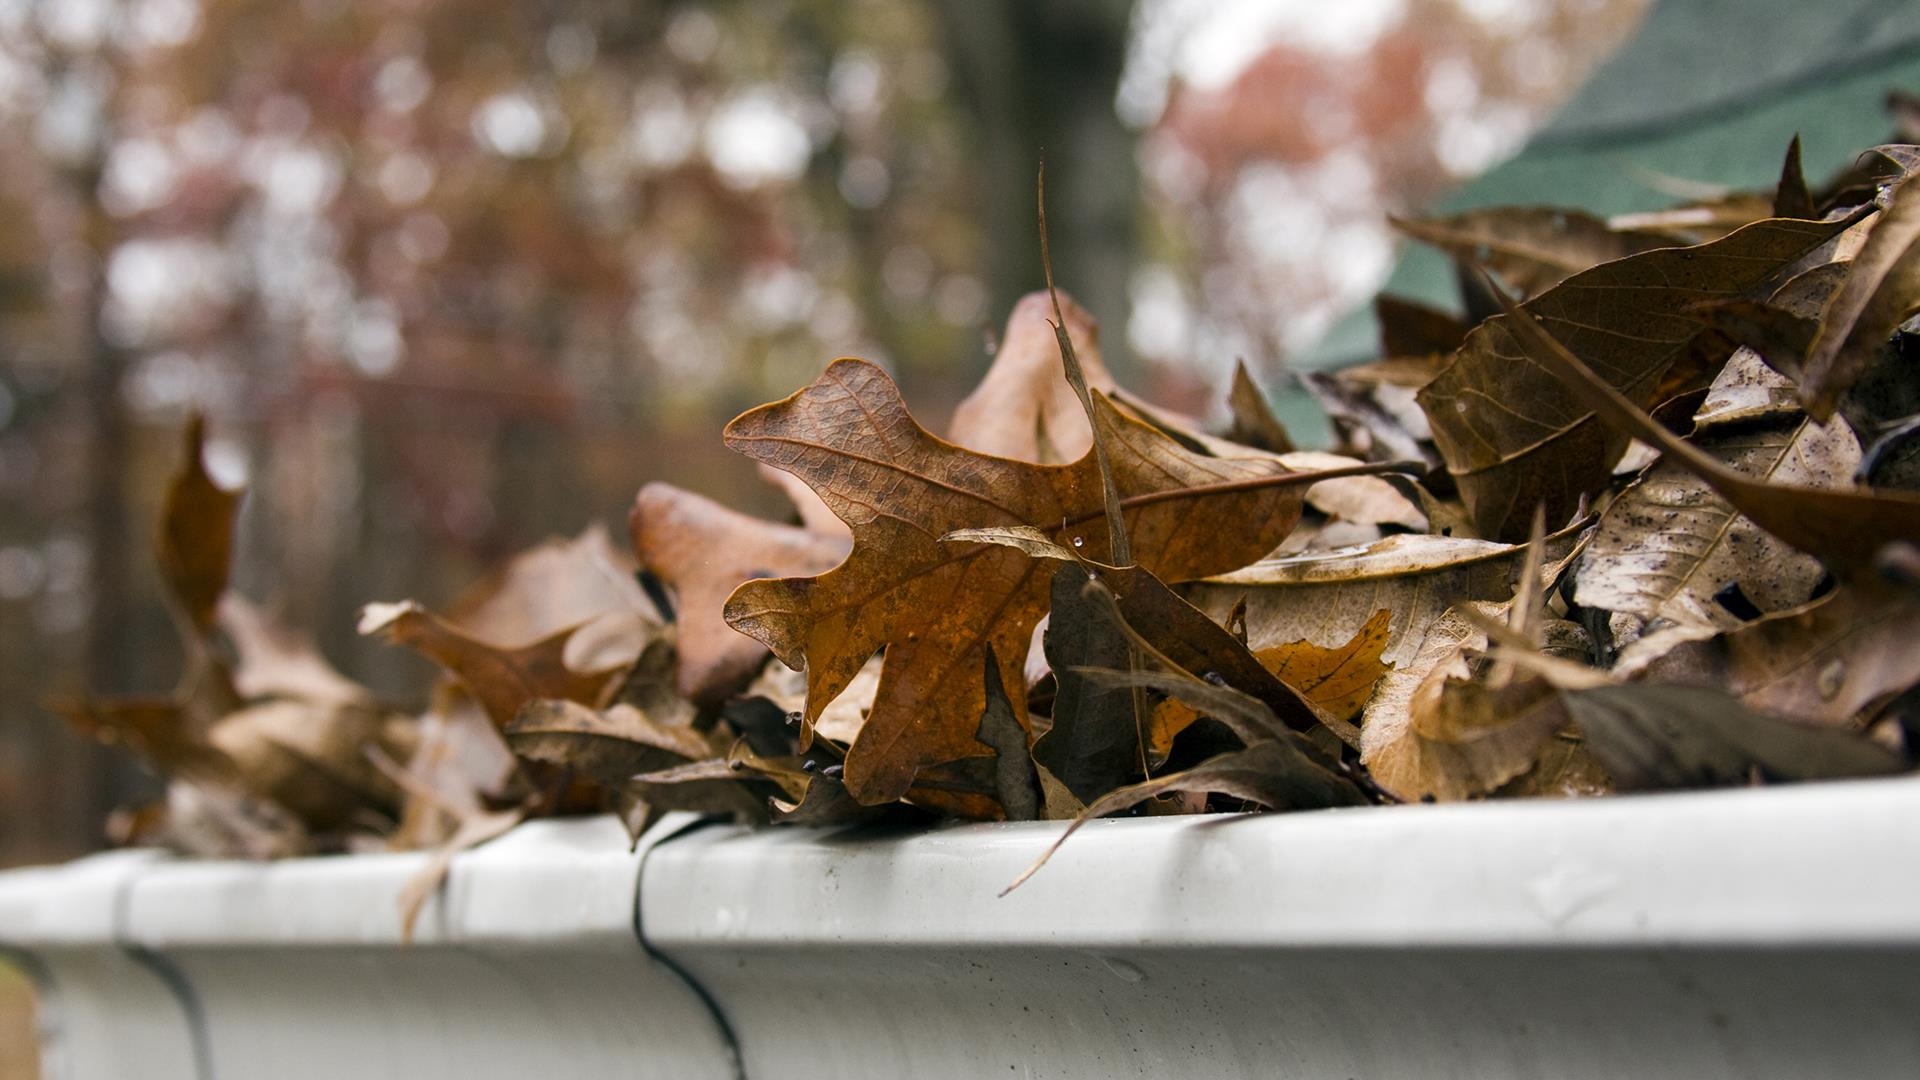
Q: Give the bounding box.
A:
[358,601,621,728]
[1359,604,1578,801]
[1225,360,1295,453]
[947,289,1113,463]
[1392,207,1673,299]
[1631,584,1920,727]
[630,482,849,704]
[1487,266,1920,577]
[1420,214,1856,540]
[1148,609,1393,767]
[1561,684,1906,790]
[1034,564,1142,804]
[1799,172,1920,418]
[445,524,660,673]
[1003,737,1368,895]
[158,416,243,635]
[1186,526,1585,667]
[1574,358,1860,638]
[723,358,1328,804]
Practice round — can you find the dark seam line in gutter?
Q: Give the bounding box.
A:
[634,816,748,1080]
[112,867,216,1080]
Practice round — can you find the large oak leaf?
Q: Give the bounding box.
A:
[1418,214,1855,540]
[722,358,1312,804]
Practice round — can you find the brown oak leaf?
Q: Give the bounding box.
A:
[722,358,1317,804]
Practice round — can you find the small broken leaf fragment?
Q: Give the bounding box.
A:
[976,646,1042,822]
[1225,360,1295,453]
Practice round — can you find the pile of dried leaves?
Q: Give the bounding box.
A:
[57,135,1920,912]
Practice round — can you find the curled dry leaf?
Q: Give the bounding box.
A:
[1799,172,1920,419]
[1419,214,1856,540]
[158,415,242,636]
[722,358,1324,804]
[1148,608,1392,768]
[1302,369,1436,469]
[947,289,1111,464]
[219,595,374,707]
[1392,207,1674,299]
[210,698,413,831]
[1003,737,1368,895]
[1632,584,1920,728]
[744,651,881,746]
[627,756,780,822]
[629,482,850,704]
[1359,604,1581,802]
[1575,355,1860,640]
[1186,526,1586,668]
[358,601,621,729]
[1485,264,1920,578]
[506,696,710,766]
[1277,450,1426,529]
[445,523,661,673]
[50,697,241,787]
[1561,684,1906,790]
[1374,294,1471,358]
[1224,360,1295,454]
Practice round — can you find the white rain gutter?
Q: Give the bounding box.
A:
[5,778,1919,1079]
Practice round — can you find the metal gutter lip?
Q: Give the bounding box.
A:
[642,777,1920,951]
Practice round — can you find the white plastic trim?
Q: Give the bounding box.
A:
[4,779,1919,1079]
